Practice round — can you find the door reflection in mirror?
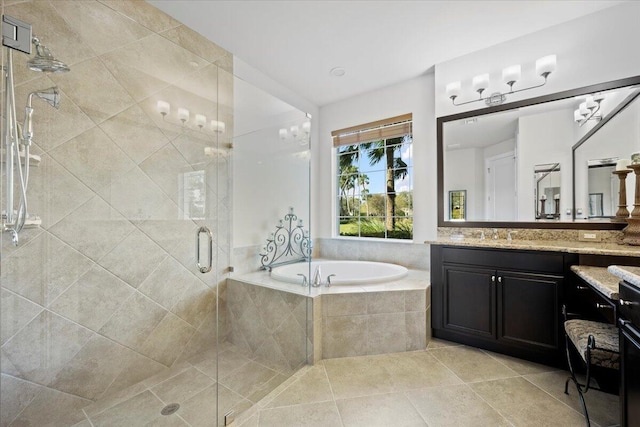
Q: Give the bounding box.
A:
[587,159,618,218]
[535,163,561,220]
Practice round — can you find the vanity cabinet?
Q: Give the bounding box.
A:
[432,245,577,365]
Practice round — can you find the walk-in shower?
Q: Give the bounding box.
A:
[1,2,309,425]
[2,15,69,245]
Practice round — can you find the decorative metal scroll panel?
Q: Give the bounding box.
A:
[260,207,312,271]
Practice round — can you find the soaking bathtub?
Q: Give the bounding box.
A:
[270,260,409,286]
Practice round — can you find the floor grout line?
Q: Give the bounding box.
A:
[320,361,346,427]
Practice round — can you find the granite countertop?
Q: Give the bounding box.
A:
[571,265,621,300]
[426,237,640,257]
[608,265,640,288]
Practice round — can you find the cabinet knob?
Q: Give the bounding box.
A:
[620,299,638,307]
[497,276,502,283]
[576,285,589,291]
[491,275,496,283]
[596,303,613,310]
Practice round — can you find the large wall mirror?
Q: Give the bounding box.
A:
[437,75,640,229]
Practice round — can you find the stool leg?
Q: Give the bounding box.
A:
[566,374,591,427]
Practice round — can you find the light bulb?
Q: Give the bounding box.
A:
[290,125,299,138]
[579,102,589,116]
[574,110,584,122]
[502,65,521,87]
[211,120,225,133]
[536,55,556,78]
[195,114,206,129]
[279,128,288,140]
[302,121,311,134]
[446,81,461,99]
[178,108,189,124]
[157,100,170,117]
[472,74,490,94]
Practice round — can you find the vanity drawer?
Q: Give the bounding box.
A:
[620,281,640,326]
[571,279,616,324]
[441,246,564,274]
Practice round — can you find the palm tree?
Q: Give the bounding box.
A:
[339,164,358,215]
[358,173,370,216]
[361,136,409,231]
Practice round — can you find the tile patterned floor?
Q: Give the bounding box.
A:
[77,339,619,426]
[77,342,289,426]
[237,339,619,427]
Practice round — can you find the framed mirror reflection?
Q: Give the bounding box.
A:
[437,75,640,229]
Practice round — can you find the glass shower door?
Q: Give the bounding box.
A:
[0,1,230,425]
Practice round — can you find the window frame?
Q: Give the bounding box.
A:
[333,116,414,241]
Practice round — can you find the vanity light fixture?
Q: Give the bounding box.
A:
[574,94,604,127]
[446,54,557,107]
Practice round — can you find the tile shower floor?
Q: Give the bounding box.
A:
[78,339,618,427]
[77,342,291,426]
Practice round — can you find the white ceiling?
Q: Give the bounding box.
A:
[150,1,625,107]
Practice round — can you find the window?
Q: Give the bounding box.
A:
[333,114,413,239]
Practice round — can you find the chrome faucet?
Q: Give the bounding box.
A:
[326,274,336,287]
[312,265,322,287]
[296,273,308,287]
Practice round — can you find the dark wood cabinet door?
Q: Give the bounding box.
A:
[443,265,496,338]
[621,321,640,427]
[497,270,560,350]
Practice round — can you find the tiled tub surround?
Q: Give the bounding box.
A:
[230,268,430,362]
[315,237,430,270]
[0,1,233,426]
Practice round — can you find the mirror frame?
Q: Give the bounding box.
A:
[437,74,640,229]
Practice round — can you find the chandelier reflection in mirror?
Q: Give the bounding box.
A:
[446,55,556,107]
[156,100,226,133]
[573,94,604,127]
[260,207,312,271]
[279,120,311,145]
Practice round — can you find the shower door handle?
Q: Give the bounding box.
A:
[196,226,213,273]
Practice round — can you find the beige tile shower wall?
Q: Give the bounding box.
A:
[322,290,430,359]
[0,1,232,426]
[226,279,311,374]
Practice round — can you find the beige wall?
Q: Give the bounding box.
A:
[0,1,232,425]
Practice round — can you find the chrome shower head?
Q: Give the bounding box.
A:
[27,36,70,73]
[28,87,60,109]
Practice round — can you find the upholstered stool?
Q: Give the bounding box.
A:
[564,316,619,427]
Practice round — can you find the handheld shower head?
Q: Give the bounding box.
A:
[28,87,60,109]
[23,87,61,145]
[27,36,70,73]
